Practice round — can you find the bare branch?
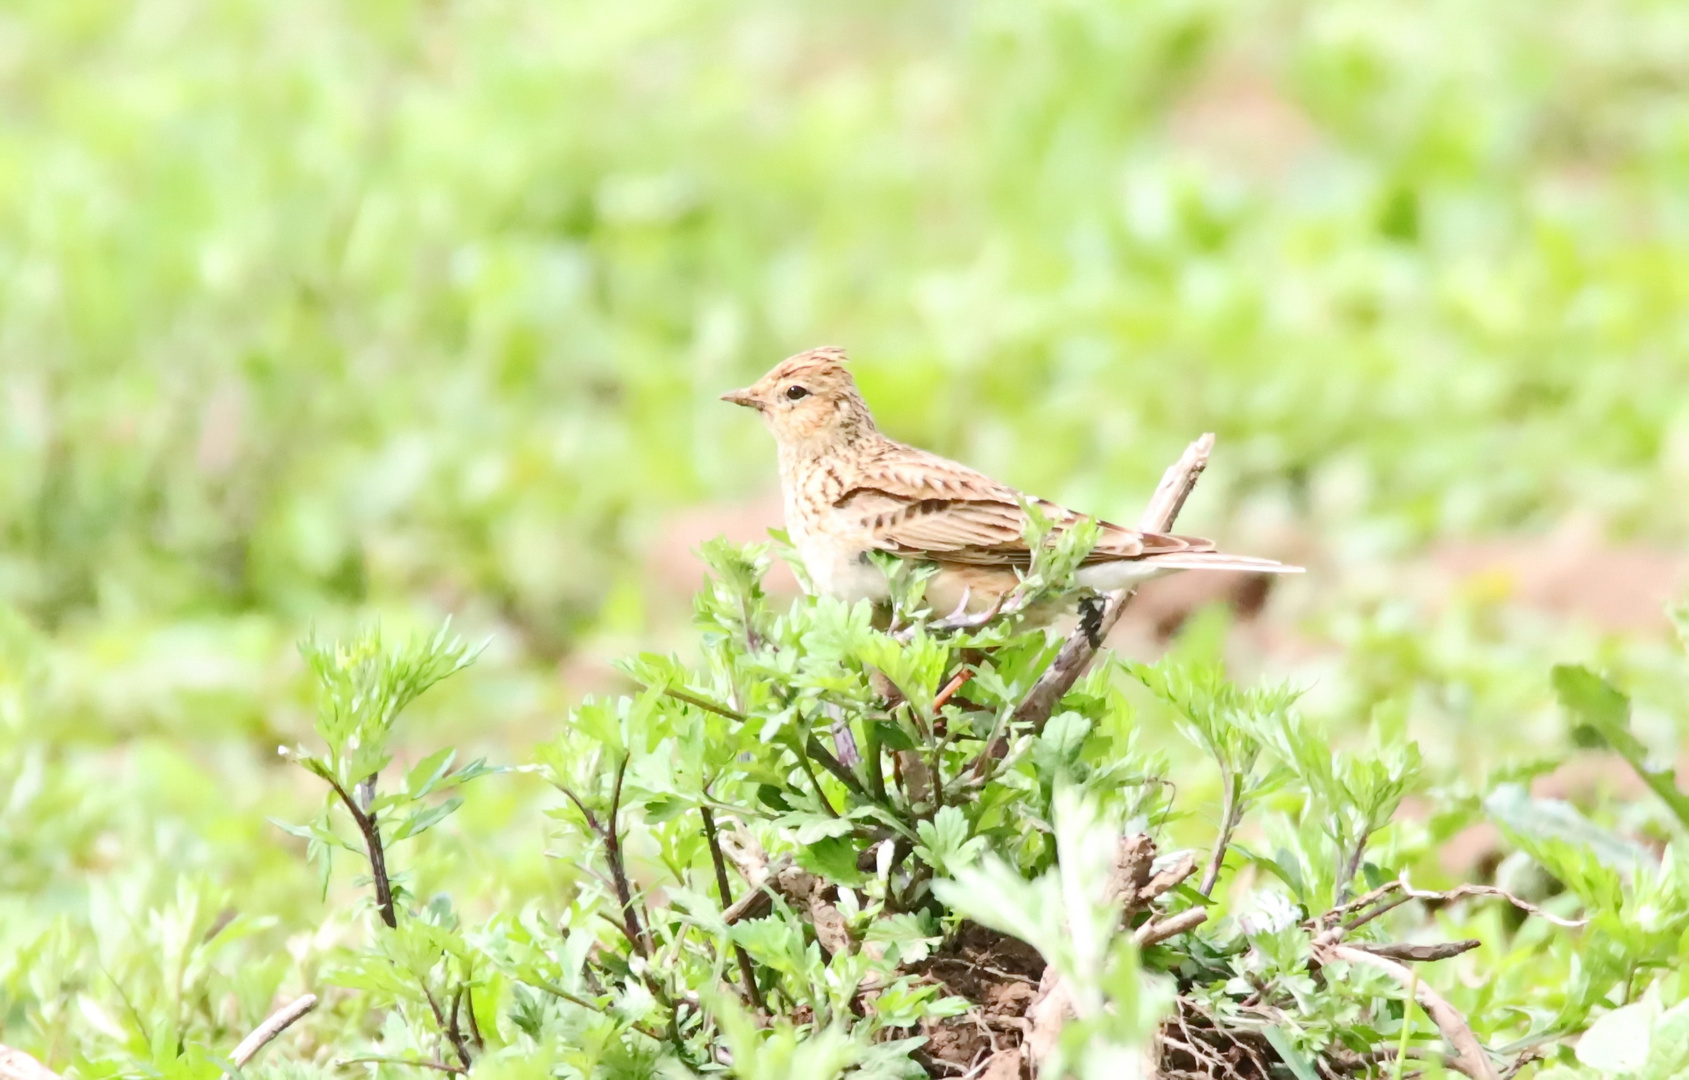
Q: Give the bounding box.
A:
[1134,908,1209,949]
[464,982,484,1051]
[701,804,766,1012]
[323,774,397,928]
[933,668,974,711]
[232,993,319,1068]
[421,982,472,1070]
[803,733,868,799]
[1315,876,1587,945]
[723,854,797,925]
[1351,940,1481,963]
[335,1056,467,1074]
[656,686,747,722]
[1320,944,1499,1080]
[1411,881,1589,929]
[602,755,652,958]
[1013,434,1215,733]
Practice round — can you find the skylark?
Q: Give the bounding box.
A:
[722,347,1301,621]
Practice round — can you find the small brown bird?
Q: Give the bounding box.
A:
[722,347,1301,621]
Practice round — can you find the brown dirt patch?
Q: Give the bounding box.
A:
[912,922,1047,1077]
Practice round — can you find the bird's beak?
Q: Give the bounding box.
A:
[720,388,761,410]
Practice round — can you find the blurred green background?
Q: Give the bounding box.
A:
[4,0,1689,1070]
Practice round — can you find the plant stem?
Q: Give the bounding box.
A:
[803,734,868,799]
[657,686,747,722]
[701,804,766,1012]
[323,773,397,928]
[1394,965,1419,1080]
[336,1057,466,1074]
[1335,825,1374,906]
[861,721,887,802]
[791,745,839,818]
[231,993,318,1067]
[422,981,473,1070]
[603,755,651,958]
[1199,770,1244,898]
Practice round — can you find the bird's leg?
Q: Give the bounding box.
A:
[928,590,1007,632]
[897,586,973,638]
[930,586,974,627]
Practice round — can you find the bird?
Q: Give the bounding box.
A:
[721,346,1301,623]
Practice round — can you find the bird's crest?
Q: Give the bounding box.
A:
[765,345,848,382]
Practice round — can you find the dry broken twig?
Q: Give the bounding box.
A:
[232,992,320,1068]
[1135,907,1209,949]
[1320,943,1500,1080]
[1013,433,1214,733]
[1352,939,1480,963]
[1315,876,1588,945]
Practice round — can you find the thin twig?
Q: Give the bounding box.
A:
[231,993,319,1068]
[336,1056,467,1074]
[1321,944,1499,1080]
[446,985,471,1070]
[701,804,766,1012]
[1335,826,1374,906]
[1315,877,1587,945]
[323,774,397,928]
[933,668,973,711]
[421,982,472,1071]
[657,686,747,722]
[1410,881,1588,928]
[464,982,484,1051]
[602,755,652,958]
[1011,434,1214,735]
[804,733,868,799]
[793,746,840,818]
[1354,940,1481,963]
[1199,770,1242,897]
[1134,907,1209,948]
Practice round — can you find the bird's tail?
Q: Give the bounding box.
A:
[1139,551,1304,574]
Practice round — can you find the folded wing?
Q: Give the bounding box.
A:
[834,445,1217,568]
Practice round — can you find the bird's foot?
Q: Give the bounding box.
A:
[927,590,1008,633]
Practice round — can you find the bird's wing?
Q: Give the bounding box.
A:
[834,444,1211,568]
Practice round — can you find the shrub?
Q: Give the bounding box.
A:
[251,544,1689,1079]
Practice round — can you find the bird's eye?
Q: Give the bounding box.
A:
[785,385,810,401]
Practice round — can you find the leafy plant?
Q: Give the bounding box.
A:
[230,534,1683,1079]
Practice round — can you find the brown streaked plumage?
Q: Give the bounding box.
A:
[721,346,1301,617]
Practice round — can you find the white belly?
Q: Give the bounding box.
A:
[803,542,891,603]
[787,512,891,604]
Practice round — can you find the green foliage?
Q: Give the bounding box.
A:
[1554,664,1689,829]
[25,548,1674,1076]
[3,1,1689,1078]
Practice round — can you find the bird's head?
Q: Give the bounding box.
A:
[721,346,877,449]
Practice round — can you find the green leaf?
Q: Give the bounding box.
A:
[1553,664,1689,828]
[1263,1025,1321,1080]
[1486,783,1650,875]
[1576,1000,1656,1074]
[796,836,868,887]
[787,812,859,846]
[405,747,457,798]
[390,796,464,840]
